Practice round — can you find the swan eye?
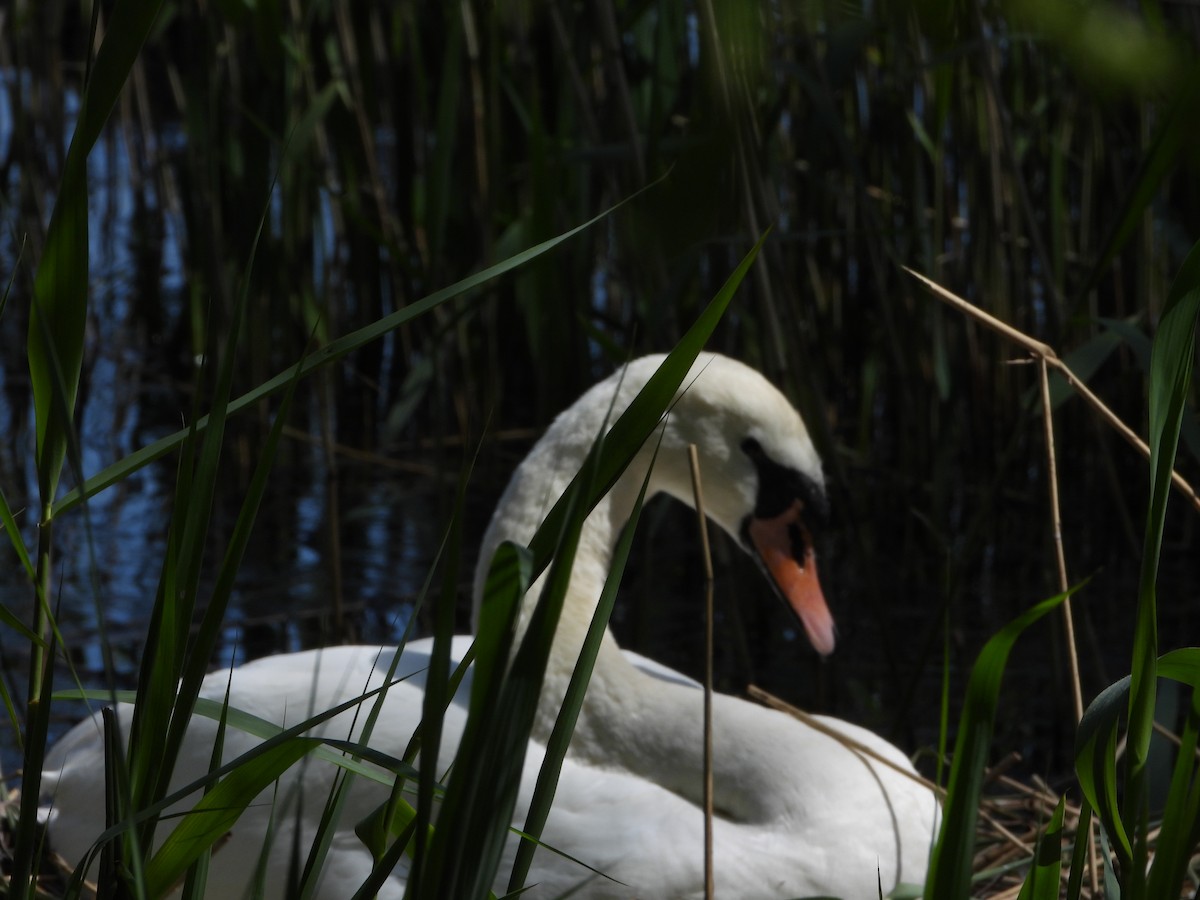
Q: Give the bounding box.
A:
[788,518,811,561]
[742,437,763,458]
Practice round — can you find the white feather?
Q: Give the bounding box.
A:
[43,353,939,899]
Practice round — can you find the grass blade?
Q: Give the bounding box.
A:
[507,437,658,891]
[926,585,1077,897]
[1123,236,1200,885]
[1074,674,1133,868]
[406,458,473,891]
[14,1,167,892]
[51,178,670,517]
[1076,647,1200,888]
[524,229,770,572]
[1016,797,1065,900]
[143,738,321,896]
[420,232,766,897]
[1064,799,1092,900]
[1143,675,1200,899]
[421,445,592,899]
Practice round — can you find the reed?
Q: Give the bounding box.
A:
[1,0,1199,897]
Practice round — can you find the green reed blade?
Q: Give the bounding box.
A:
[1064,799,1092,900]
[1074,673,1134,868]
[1143,669,1200,899]
[419,233,764,897]
[14,0,166,893]
[1016,797,1065,900]
[1123,237,1200,884]
[926,585,1077,897]
[51,176,667,518]
[143,738,321,896]
[507,436,658,891]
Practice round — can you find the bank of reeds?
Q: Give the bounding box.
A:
[1,0,1200,897]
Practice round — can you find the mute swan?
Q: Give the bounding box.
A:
[42,353,938,899]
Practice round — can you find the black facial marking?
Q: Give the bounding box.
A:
[787,519,810,562]
[740,437,829,528]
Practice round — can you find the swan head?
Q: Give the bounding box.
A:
[476,352,836,657]
[653,354,835,656]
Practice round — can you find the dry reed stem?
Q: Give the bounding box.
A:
[976,806,1038,859]
[747,686,944,797]
[687,444,716,900]
[1038,356,1083,723]
[1152,720,1200,761]
[1038,353,1100,893]
[907,266,1126,892]
[904,267,1200,514]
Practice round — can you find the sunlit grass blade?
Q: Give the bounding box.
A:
[52,176,670,517]
[418,233,763,897]
[1123,235,1200,887]
[507,435,658,891]
[421,449,591,899]
[1064,799,1092,900]
[925,585,1077,897]
[1143,671,1200,900]
[524,229,768,572]
[1016,796,1065,900]
[1074,674,1133,868]
[14,1,167,891]
[143,738,321,896]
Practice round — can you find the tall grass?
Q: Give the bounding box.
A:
[1,0,1199,897]
[911,243,1200,896]
[3,5,765,894]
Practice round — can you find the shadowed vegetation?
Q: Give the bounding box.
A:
[1,0,1199,896]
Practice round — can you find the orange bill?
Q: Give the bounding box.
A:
[748,501,835,656]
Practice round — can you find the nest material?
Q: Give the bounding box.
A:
[4,766,1198,898]
[970,756,1200,899]
[0,786,95,900]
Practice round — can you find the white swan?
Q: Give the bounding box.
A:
[42,352,939,899]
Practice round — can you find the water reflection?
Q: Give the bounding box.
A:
[0,75,466,771]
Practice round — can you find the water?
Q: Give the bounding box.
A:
[0,70,465,768]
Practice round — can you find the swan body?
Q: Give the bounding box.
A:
[42,353,939,899]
